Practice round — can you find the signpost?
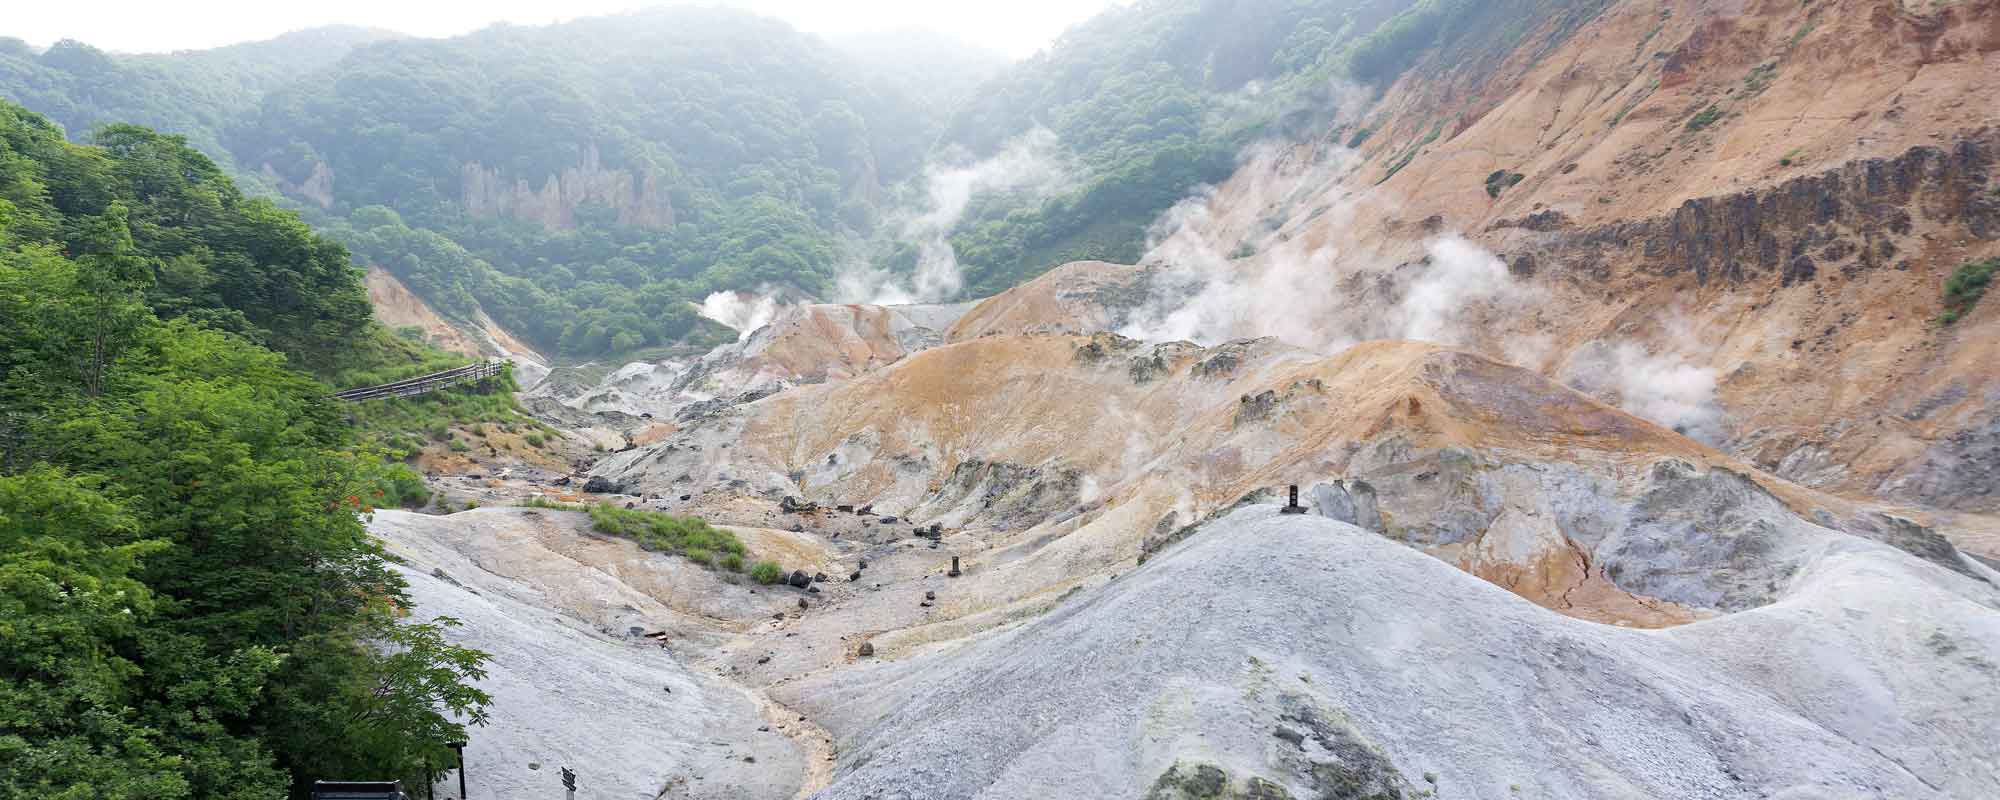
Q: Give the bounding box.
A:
[449,742,468,800]
[561,767,577,800]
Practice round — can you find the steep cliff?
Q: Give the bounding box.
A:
[460,145,675,230]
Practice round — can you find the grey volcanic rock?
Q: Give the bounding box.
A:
[785,506,2000,799]
[370,509,803,799]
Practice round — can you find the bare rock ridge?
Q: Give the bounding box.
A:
[1491,132,2000,287]
[459,144,675,230]
[782,506,2000,799]
[587,334,1997,628]
[536,300,973,419]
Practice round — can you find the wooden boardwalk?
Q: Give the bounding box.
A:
[333,361,507,402]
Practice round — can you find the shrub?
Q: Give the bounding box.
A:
[750,560,784,585]
[720,552,745,572]
[375,463,431,508]
[447,440,470,452]
[1941,257,1998,324]
[525,432,546,447]
[1685,105,1724,132]
[586,504,747,571]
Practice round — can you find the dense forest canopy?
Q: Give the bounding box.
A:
[0,99,490,798]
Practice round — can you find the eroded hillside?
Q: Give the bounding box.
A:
[336,1,2000,797]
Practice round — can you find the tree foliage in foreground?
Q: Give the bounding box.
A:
[0,100,489,798]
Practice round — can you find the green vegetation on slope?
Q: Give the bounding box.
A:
[224,9,985,356]
[0,101,490,798]
[2,11,997,358]
[931,0,1613,293]
[587,504,747,572]
[516,497,749,572]
[933,0,1421,295]
[1941,257,1997,325]
[0,28,395,171]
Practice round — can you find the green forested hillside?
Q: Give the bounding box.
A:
[0,10,993,357]
[226,9,984,356]
[935,0,1422,295]
[0,101,489,798]
[0,27,395,170]
[0,1,1615,358]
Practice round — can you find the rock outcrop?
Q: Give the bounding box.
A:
[460,145,674,230]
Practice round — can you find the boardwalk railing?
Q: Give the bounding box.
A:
[333,361,507,402]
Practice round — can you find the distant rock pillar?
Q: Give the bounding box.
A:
[948,556,962,577]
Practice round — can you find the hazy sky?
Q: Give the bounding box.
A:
[9,0,1121,58]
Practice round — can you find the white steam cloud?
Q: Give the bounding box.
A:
[1111,82,1725,441]
[837,127,1073,306]
[1562,316,1725,443]
[1116,135,1537,355]
[698,290,781,341]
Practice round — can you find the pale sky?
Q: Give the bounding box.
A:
[8,0,1121,59]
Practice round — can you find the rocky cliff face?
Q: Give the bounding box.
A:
[460,145,675,230]
[949,0,2000,512]
[1494,133,2000,287]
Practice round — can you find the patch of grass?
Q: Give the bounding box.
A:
[1790,19,1818,46]
[447,439,470,452]
[1346,127,1374,148]
[749,560,784,585]
[1608,77,1659,128]
[1779,147,1804,167]
[1485,169,1525,198]
[1378,120,1445,184]
[516,496,583,511]
[1684,104,1725,133]
[587,504,746,571]
[1940,257,1998,325]
[370,462,431,509]
[1740,62,1778,97]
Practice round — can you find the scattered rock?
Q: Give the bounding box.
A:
[787,570,812,588]
[797,597,809,610]
[781,495,818,514]
[857,641,874,657]
[582,476,620,494]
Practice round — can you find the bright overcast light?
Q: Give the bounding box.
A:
[8,0,1122,58]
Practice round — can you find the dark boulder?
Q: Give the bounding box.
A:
[786,570,812,588]
[780,495,818,514]
[582,476,620,494]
